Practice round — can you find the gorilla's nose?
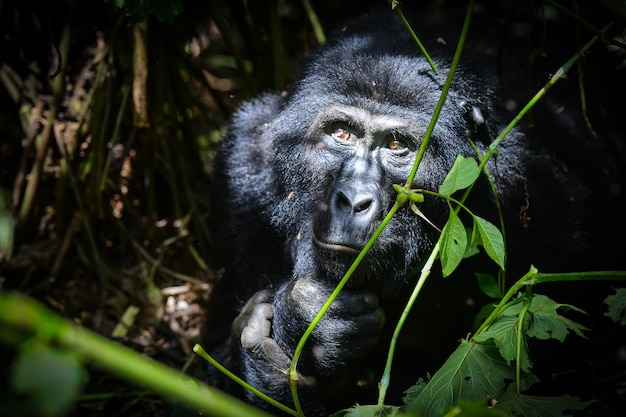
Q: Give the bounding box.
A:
[330,185,380,228]
[334,189,375,216]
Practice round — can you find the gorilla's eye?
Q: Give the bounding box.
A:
[386,133,408,151]
[330,123,353,141]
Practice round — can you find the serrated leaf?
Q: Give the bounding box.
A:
[330,404,401,417]
[473,215,505,270]
[11,346,87,417]
[439,155,480,196]
[475,273,501,299]
[440,209,467,277]
[495,384,593,417]
[441,399,508,417]
[503,294,588,342]
[473,315,533,372]
[405,341,515,417]
[604,287,626,325]
[402,377,428,406]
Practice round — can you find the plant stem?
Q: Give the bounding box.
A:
[534,270,626,283]
[404,0,475,188]
[288,202,402,415]
[515,287,533,395]
[474,266,538,336]
[377,2,477,403]
[378,241,440,405]
[194,345,298,416]
[0,293,273,417]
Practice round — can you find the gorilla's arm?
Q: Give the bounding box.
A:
[228,278,385,414]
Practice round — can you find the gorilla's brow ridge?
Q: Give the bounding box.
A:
[310,104,419,141]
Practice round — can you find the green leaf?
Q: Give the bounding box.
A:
[405,341,515,417]
[402,377,428,405]
[604,287,626,325]
[439,155,480,196]
[441,399,508,417]
[440,209,468,277]
[11,346,87,417]
[473,315,533,372]
[475,273,501,299]
[330,404,401,417]
[504,294,588,342]
[495,384,593,417]
[463,225,480,259]
[472,216,505,270]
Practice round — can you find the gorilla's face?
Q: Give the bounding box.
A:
[267,66,477,285]
[304,106,423,281]
[310,106,418,249]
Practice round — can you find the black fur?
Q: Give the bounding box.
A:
[204,11,621,416]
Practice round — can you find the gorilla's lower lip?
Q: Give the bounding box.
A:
[312,234,361,255]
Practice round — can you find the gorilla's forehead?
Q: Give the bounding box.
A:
[312,104,414,133]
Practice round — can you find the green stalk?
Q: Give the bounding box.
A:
[463,22,613,197]
[515,287,533,395]
[377,0,476,405]
[0,293,273,417]
[194,345,298,416]
[404,0,474,187]
[533,270,626,283]
[388,1,438,75]
[301,0,326,44]
[378,241,440,404]
[474,266,538,337]
[288,202,402,415]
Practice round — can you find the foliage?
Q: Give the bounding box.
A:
[10,346,87,417]
[0,293,272,417]
[604,288,626,326]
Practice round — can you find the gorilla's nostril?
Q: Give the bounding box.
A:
[336,191,353,213]
[353,197,373,213]
[334,191,375,215]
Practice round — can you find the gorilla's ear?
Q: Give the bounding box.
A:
[460,100,490,140]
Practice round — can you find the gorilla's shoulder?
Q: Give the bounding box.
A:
[228,92,286,136]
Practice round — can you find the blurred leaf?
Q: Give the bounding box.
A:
[475,273,501,299]
[604,287,626,325]
[11,346,87,417]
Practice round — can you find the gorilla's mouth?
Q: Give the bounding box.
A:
[312,233,362,255]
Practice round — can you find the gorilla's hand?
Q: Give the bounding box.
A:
[233,290,293,373]
[272,277,386,377]
[233,278,385,384]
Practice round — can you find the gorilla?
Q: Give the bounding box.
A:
[203,9,624,417]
